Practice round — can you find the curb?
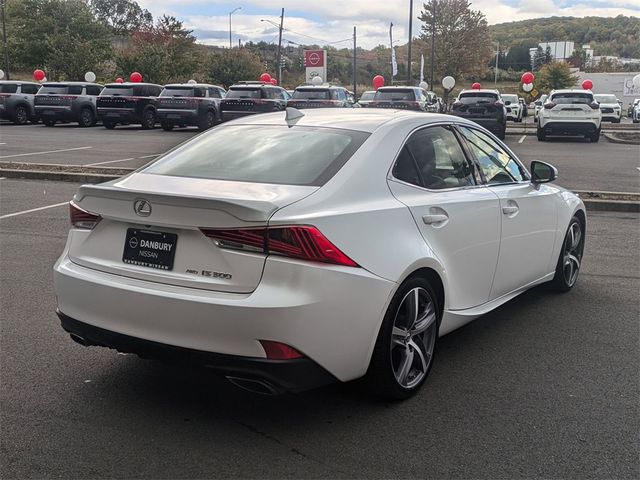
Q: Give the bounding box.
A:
[602,133,640,145]
[0,169,122,183]
[581,198,639,213]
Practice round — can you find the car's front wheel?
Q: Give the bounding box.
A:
[537,125,546,141]
[549,216,584,292]
[366,277,439,400]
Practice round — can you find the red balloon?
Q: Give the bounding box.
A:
[270,78,278,86]
[373,75,385,90]
[33,69,45,81]
[130,72,142,83]
[260,73,272,83]
[582,79,593,90]
[115,77,124,84]
[471,82,481,90]
[521,72,534,84]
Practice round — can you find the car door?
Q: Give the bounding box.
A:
[457,126,558,299]
[387,124,502,310]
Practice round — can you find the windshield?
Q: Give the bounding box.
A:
[226,88,261,99]
[143,125,370,186]
[502,95,518,103]
[359,92,375,101]
[594,94,617,103]
[161,87,205,98]
[375,89,416,101]
[551,92,593,104]
[459,92,498,103]
[101,86,133,96]
[293,89,331,100]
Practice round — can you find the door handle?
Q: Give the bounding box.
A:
[423,214,449,225]
[502,205,519,215]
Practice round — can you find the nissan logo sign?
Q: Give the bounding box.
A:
[133,199,152,217]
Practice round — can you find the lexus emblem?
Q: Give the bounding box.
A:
[133,199,152,217]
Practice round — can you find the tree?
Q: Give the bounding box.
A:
[419,0,492,83]
[88,0,152,35]
[544,46,553,64]
[536,61,579,91]
[532,46,545,70]
[207,49,264,88]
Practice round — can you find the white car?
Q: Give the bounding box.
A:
[593,94,622,123]
[632,99,640,123]
[501,94,522,122]
[54,108,586,399]
[537,89,602,142]
[533,94,548,122]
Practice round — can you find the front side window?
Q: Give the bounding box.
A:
[392,126,476,190]
[85,86,102,96]
[68,85,83,95]
[458,127,527,184]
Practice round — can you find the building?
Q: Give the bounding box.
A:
[538,41,575,62]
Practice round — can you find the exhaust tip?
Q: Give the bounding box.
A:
[226,376,280,396]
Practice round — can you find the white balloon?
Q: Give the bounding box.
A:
[0,69,4,80]
[84,71,96,82]
[311,76,323,85]
[187,79,197,84]
[419,81,429,91]
[633,74,640,88]
[442,76,455,90]
[522,82,533,92]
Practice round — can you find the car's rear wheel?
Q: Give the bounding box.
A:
[78,108,95,128]
[549,216,584,292]
[103,120,117,129]
[537,125,546,141]
[141,109,156,130]
[161,121,174,131]
[366,277,439,400]
[13,105,29,125]
[198,110,216,131]
[42,118,56,127]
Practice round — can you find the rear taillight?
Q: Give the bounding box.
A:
[200,225,358,267]
[590,101,600,110]
[259,340,304,360]
[69,201,101,230]
[543,101,556,109]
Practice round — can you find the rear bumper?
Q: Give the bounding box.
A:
[221,110,257,121]
[457,116,505,133]
[540,121,599,135]
[97,109,141,124]
[35,106,76,121]
[58,311,336,393]
[157,109,199,125]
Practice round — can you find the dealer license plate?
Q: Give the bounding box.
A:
[123,228,177,270]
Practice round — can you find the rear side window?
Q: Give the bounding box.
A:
[21,84,39,94]
[551,92,593,104]
[227,88,261,99]
[86,86,102,96]
[144,125,370,186]
[68,86,83,95]
[375,89,416,101]
[1,84,18,93]
[208,88,221,98]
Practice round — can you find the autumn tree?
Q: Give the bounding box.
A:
[536,61,579,91]
[207,49,264,88]
[418,0,492,83]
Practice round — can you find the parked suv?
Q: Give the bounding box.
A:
[357,90,375,107]
[593,94,621,123]
[157,83,226,131]
[533,95,547,122]
[0,80,40,125]
[35,82,104,127]
[450,89,507,139]
[287,85,354,109]
[97,83,163,129]
[368,86,429,111]
[501,94,522,122]
[220,82,289,121]
[537,89,601,142]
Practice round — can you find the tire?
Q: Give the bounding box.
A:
[161,121,174,131]
[42,117,56,127]
[141,109,156,130]
[13,105,29,125]
[590,129,600,143]
[537,125,546,141]
[549,216,585,292]
[103,120,117,129]
[365,277,440,400]
[78,108,95,128]
[198,110,216,131]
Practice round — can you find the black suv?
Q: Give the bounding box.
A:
[221,82,289,121]
[157,83,226,131]
[35,82,104,127]
[450,89,507,139]
[368,86,429,111]
[287,85,355,109]
[0,81,40,125]
[97,83,163,129]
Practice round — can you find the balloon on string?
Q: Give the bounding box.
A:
[84,71,96,82]
[312,76,323,85]
[471,82,481,90]
[130,72,142,83]
[521,72,534,84]
[441,76,455,90]
[632,74,640,88]
[372,75,385,90]
[270,78,278,85]
[187,79,197,84]
[33,69,46,81]
[419,81,429,91]
[260,73,271,83]
[581,79,593,90]
[115,77,124,83]
[522,83,533,92]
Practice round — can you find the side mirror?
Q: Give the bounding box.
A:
[531,160,557,184]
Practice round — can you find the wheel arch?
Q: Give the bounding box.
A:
[398,266,446,319]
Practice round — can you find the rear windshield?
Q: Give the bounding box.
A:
[594,94,616,103]
[101,86,133,96]
[551,92,593,104]
[502,95,518,103]
[161,87,206,98]
[0,84,18,93]
[38,85,83,95]
[293,89,331,100]
[375,89,416,101]
[359,92,375,101]
[459,92,498,103]
[143,125,370,186]
[227,88,261,99]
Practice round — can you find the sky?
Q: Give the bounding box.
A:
[136,0,640,50]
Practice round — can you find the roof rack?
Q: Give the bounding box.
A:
[234,81,271,85]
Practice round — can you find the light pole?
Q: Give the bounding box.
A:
[407,0,413,85]
[1,0,9,79]
[260,13,285,84]
[229,7,241,49]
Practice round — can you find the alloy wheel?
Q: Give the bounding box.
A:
[15,106,28,125]
[563,221,583,288]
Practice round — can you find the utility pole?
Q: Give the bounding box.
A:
[407,0,413,85]
[353,26,357,97]
[1,0,9,80]
[494,42,499,86]
[430,0,436,90]
[276,8,284,85]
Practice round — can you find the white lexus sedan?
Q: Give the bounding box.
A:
[54,108,586,399]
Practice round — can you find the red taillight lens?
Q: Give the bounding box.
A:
[200,225,358,267]
[69,201,101,229]
[543,101,556,109]
[259,340,304,360]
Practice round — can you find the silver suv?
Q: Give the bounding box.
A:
[35,82,104,127]
[0,81,40,125]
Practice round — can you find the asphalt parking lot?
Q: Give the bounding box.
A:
[1,176,638,479]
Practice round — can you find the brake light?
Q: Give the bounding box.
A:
[69,201,101,229]
[200,225,358,267]
[259,340,304,360]
[543,101,556,109]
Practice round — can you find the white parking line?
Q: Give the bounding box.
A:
[138,154,161,159]
[518,135,526,144]
[0,146,92,159]
[0,201,68,220]
[85,157,134,166]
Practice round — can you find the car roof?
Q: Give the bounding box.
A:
[377,86,420,90]
[0,80,40,86]
[550,89,592,94]
[104,82,163,87]
[39,82,103,87]
[459,89,500,94]
[295,85,344,90]
[164,83,224,89]
[222,108,474,133]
